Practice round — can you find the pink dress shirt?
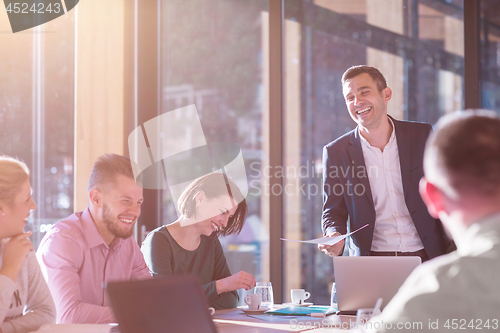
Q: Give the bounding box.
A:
[36,208,151,324]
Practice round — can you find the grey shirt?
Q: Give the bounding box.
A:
[141,226,239,309]
[0,240,56,333]
[366,214,500,332]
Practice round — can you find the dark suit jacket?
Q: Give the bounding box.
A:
[321,117,449,259]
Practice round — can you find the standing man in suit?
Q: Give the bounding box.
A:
[318,65,449,261]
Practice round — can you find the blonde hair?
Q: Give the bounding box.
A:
[0,156,30,205]
[88,154,135,192]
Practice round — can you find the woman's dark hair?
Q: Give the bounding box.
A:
[177,172,247,236]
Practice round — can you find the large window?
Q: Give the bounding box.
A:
[282,0,464,305]
[0,7,75,249]
[155,0,270,303]
[481,0,500,110]
[4,0,497,306]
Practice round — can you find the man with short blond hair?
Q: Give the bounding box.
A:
[37,154,151,324]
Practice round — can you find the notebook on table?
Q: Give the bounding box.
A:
[265,305,336,316]
[106,274,217,333]
[333,256,421,314]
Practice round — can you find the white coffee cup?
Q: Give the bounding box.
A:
[244,294,262,310]
[208,307,215,316]
[291,289,311,304]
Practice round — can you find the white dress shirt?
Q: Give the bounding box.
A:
[359,118,424,252]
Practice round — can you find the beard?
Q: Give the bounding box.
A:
[102,202,134,240]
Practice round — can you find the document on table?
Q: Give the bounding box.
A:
[281,224,369,246]
[31,324,118,333]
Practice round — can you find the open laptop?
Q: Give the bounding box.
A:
[106,274,217,333]
[333,256,421,313]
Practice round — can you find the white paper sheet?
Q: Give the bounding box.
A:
[30,324,117,333]
[281,224,369,246]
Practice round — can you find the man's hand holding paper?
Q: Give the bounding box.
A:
[281,224,368,257]
[318,231,345,257]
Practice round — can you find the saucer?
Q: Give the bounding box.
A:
[241,307,269,314]
[282,302,313,307]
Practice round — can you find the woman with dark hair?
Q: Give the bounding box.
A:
[0,156,56,333]
[141,172,255,309]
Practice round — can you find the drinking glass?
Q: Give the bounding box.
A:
[254,282,274,308]
[356,308,373,328]
[330,282,337,309]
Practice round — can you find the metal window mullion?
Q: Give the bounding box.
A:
[32,25,45,246]
[464,0,482,109]
[269,0,284,304]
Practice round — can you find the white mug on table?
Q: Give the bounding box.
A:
[244,294,262,310]
[291,289,310,304]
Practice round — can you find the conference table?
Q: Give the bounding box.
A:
[30,306,353,333]
[213,307,354,332]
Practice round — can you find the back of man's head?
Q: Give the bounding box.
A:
[424,110,500,202]
[88,154,135,192]
[342,65,387,92]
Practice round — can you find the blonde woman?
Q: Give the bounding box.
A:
[0,156,55,333]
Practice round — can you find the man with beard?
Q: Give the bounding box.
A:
[36,154,151,324]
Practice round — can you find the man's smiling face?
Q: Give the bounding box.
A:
[343,72,391,130]
[99,174,143,240]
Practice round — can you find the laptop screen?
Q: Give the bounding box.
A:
[333,256,421,312]
[106,274,217,333]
